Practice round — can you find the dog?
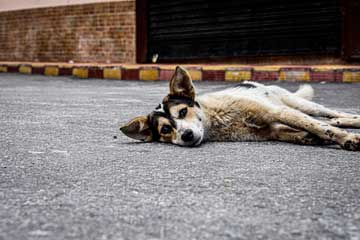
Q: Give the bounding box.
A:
[120,66,360,151]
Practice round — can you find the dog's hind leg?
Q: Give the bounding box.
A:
[281,93,360,119]
[235,98,359,150]
[273,107,360,150]
[326,117,360,128]
[281,94,360,128]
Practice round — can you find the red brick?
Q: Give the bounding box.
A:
[32,67,45,75]
[7,66,19,73]
[122,68,139,80]
[252,71,279,81]
[59,67,72,76]
[88,67,103,79]
[310,70,343,82]
[159,69,174,81]
[202,70,225,81]
[334,71,343,82]
[0,1,136,63]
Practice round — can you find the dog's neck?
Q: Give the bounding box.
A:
[197,96,229,141]
[197,95,267,142]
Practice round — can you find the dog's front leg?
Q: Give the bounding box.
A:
[271,107,360,151]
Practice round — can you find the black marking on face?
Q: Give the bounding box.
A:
[162,96,200,115]
[147,111,176,141]
[178,107,187,119]
[155,104,162,110]
[194,101,200,108]
[160,125,172,134]
[235,83,257,89]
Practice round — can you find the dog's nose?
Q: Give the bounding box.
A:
[181,130,194,142]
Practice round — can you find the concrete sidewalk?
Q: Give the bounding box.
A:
[0,74,360,240]
[1,61,360,82]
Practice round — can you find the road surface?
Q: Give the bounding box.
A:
[1,74,360,240]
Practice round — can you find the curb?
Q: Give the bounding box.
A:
[0,63,360,82]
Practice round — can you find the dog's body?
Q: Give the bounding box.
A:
[121,66,360,151]
[197,82,315,142]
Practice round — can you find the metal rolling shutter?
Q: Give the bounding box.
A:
[147,0,341,61]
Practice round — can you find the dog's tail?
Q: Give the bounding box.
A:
[294,84,314,100]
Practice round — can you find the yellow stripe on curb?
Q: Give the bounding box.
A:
[312,67,333,72]
[104,68,121,80]
[158,65,176,70]
[279,71,310,81]
[45,66,59,76]
[73,68,88,78]
[225,71,252,81]
[19,65,32,74]
[253,66,281,71]
[189,70,202,81]
[140,68,159,81]
[343,71,360,83]
[0,66,7,72]
[202,66,227,70]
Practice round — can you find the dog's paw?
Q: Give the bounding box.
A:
[300,133,328,145]
[340,134,360,151]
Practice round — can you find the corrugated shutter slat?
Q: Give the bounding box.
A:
[148,0,341,61]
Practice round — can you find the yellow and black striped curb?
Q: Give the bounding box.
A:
[1,64,360,82]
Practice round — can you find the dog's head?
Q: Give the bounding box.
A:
[120,66,205,147]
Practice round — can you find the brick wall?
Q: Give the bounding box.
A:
[0,1,136,63]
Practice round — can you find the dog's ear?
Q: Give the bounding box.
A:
[120,116,152,141]
[169,66,195,101]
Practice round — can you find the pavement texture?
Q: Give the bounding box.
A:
[1,74,360,240]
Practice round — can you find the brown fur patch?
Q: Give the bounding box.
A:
[169,67,195,101]
[120,116,152,141]
[168,104,197,122]
[199,97,272,141]
[157,117,176,143]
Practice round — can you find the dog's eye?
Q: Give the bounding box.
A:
[178,108,187,119]
[160,125,172,134]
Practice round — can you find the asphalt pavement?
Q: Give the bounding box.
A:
[1,74,360,240]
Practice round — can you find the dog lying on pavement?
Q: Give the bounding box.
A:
[120,66,360,151]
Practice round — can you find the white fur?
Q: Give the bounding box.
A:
[172,118,204,146]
